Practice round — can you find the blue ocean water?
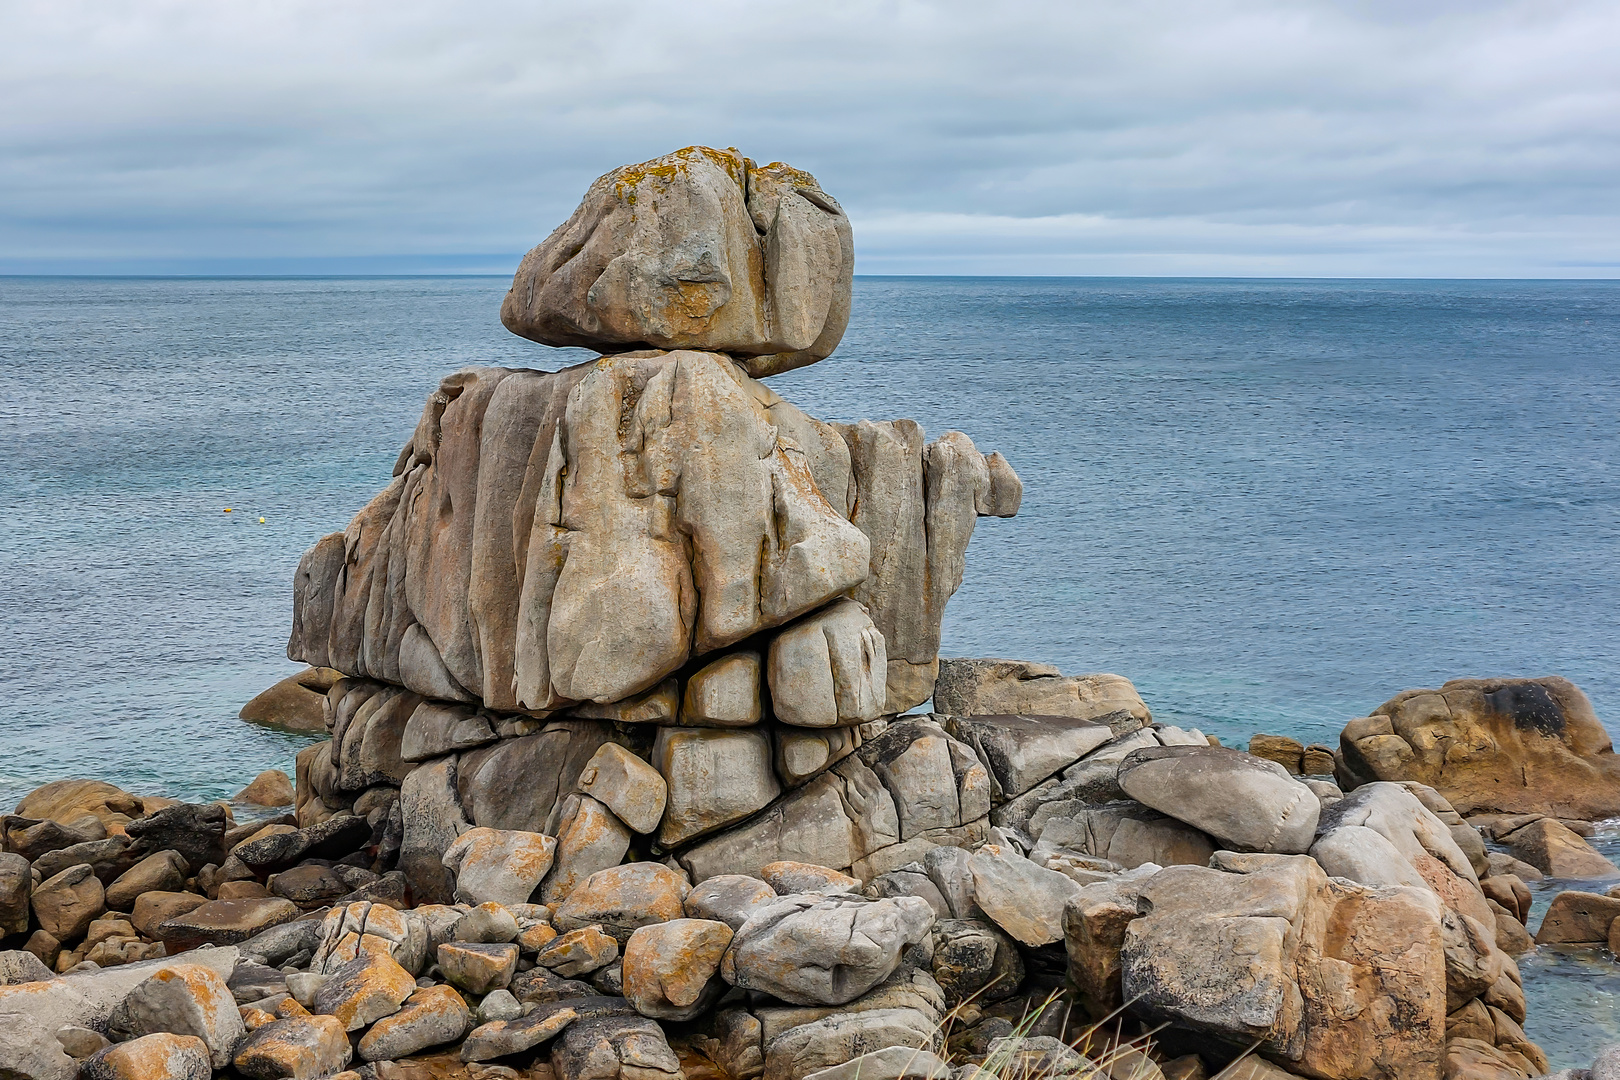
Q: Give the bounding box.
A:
[2,274,1618,1064]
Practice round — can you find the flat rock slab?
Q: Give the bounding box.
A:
[157,898,300,952]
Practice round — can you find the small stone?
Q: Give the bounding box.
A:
[684,874,778,930]
[443,827,557,907]
[536,926,619,977]
[761,861,861,895]
[438,941,520,994]
[510,965,596,1004]
[1,948,54,984]
[231,961,289,1006]
[240,1006,278,1031]
[478,988,524,1023]
[356,983,472,1062]
[54,1026,111,1060]
[285,971,330,1008]
[622,918,733,1020]
[237,771,297,807]
[590,958,624,996]
[107,962,247,1068]
[156,897,300,952]
[576,744,668,835]
[31,863,106,943]
[82,1033,212,1080]
[1246,734,1305,774]
[131,891,208,939]
[454,901,521,943]
[460,1003,583,1063]
[552,862,690,944]
[518,922,559,955]
[311,951,418,1031]
[233,1015,353,1080]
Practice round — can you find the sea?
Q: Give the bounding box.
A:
[2,274,1618,1066]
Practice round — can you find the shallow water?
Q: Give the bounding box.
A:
[2,274,1618,1065]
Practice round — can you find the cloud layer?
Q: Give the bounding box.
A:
[3,0,1617,275]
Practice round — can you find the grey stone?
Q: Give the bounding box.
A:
[0,1011,77,1080]
[479,988,523,1023]
[684,652,764,727]
[539,795,632,905]
[1117,745,1320,854]
[1,949,54,985]
[684,874,778,930]
[437,942,519,995]
[804,1046,953,1080]
[550,1013,682,1080]
[967,844,1080,947]
[922,845,976,920]
[400,701,498,762]
[53,1025,110,1059]
[30,836,139,888]
[941,714,1116,801]
[929,919,1022,1006]
[443,827,556,907]
[654,727,780,847]
[0,854,30,937]
[576,744,667,835]
[229,961,288,1005]
[454,901,521,944]
[107,962,246,1068]
[768,600,887,729]
[234,815,372,873]
[722,894,935,1005]
[357,984,471,1062]
[398,755,469,905]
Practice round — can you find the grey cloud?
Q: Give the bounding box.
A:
[0,0,1615,275]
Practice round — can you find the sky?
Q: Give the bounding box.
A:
[2,0,1617,277]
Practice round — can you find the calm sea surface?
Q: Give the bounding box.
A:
[2,275,1618,1065]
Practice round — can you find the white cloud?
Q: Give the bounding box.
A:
[1,0,1616,274]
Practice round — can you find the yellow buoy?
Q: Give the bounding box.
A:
[259,517,266,524]
[224,508,233,513]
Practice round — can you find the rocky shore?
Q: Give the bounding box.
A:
[7,147,1620,1080]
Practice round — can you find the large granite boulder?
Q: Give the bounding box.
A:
[501,147,852,379]
[933,660,1150,727]
[1335,676,1620,819]
[721,893,935,1005]
[1117,745,1320,854]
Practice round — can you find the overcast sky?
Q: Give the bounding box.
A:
[3,0,1617,276]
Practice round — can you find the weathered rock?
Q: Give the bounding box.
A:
[774,726,864,788]
[454,900,521,944]
[239,669,340,734]
[933,660,1151,728]
[550,1013,683,1080]
[397,755,468,905]
[755,961,945,1080]
[0,947,239,1040]
[1503,818,1617,879]
[510,966,596,1004]
[803,1046,953,1080]
[1535,890,1620,944]
[967,844,1080,947]
[125,803,228,874]
[1301,745,1337,777]
[553,862,690,944]
[156,898,300,952]
[54,1025,111,1059]
[540,795,632,904]
[0,1011,77,1080]
[501,147,852,378]
[622,918,733,1020]
[400,701,498,762]
[356,983,471,1061]
[443,826,556,906]
[15,780,143,837]
[929,918,1022,1006]
[655,726,780,846]
[234,815,371,873]
[1482,874,1532,924]
[1062,868,1157,1020]
[31,864,105,943]
[0,852,29,936]
[0,816,103,862]
[684,652,764,727]
[311,950,416,1031]
[685,874,778,930]
[107,963,245,1068]
[129,892,208,940]
[768,600,887,728]
[1336,677,1620,819]
[229,962,287,1006]
[762,862,861,895]
[237,770,297,807]
[104,850,188,911]
[269,864,349,908]
[576,744,668,835]
[232,1014,352,1080]
[0,949,54,984]
[461,1001,586,1062]
[941,714,1115,801]
[436,942,518,995]
[31,836,139,887]
[81,1032,212,1080]
[537,926,619,978]
[311,900,427,976]
[1118,745,1320,854]
[1247,734,1305,774]
[922,845,975,920]
[1119,854,1446,1080]
[1032,802,1214,871]
[721,893,934,1005]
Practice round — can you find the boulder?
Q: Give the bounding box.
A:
[239,670,340,734]
[510,966,596,1005]
[0,816,104,862]
[1247,734,1305,774]
[0,949,54,984]
[81,1033,212,1080]
[540,795,632,904]
[0,1011,77,1080]
[553,862,690,944]
[232,1015,352,1080]
[107,963,245,1068]
[400,701,497,762]
[754,960,945,1080]
[941,714,1115,801]
[14,780,143,836]
[233,815,371,873]
[804,1047,953,1080]
[461,1001,588,1062]
[1119,854,1445,1080]
[1118,745,1320,854]
[685,874,779,930]
[1062,868,1158,1020]
[536,926,619,978]
[236,770,297,807]
[0,947,238,1037]
[104,850,188,910]
[454,901,521,944]
[125,803,228,874]
[762,862,861,895]
[654,727,780,846]
[442,826,556,906]
[356,983,470,1061]
[684,652,764,727]
[31,836,139,887]
[31,864,105,943]
[1502,818,1617,879]
[436,942,519,995]
[1535,891,1620,944]
[967,844,1080,947]
[721,893,935,1005]
[932,660,1151,728]
[397,755,468,905]
[576,743,668,835]
[311,901,427,976]
[1335,677,1620,819]
[310,951,416,1031]
[500,147,852,378]
[768,600,887,728]
[622,918,733,1020]
[269,864,349,908]
[130,892,208,940]
[550,1013,683,1080]
[929,918,1022,1006]
[774,726,864,788]
[156,898,300,953]
[0,852,30,936]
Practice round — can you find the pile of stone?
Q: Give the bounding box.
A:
[6,147,1613,1080]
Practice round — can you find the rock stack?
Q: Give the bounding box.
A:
[0,148,1590,1080]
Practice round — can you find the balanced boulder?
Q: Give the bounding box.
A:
[1118,745,1320,854]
